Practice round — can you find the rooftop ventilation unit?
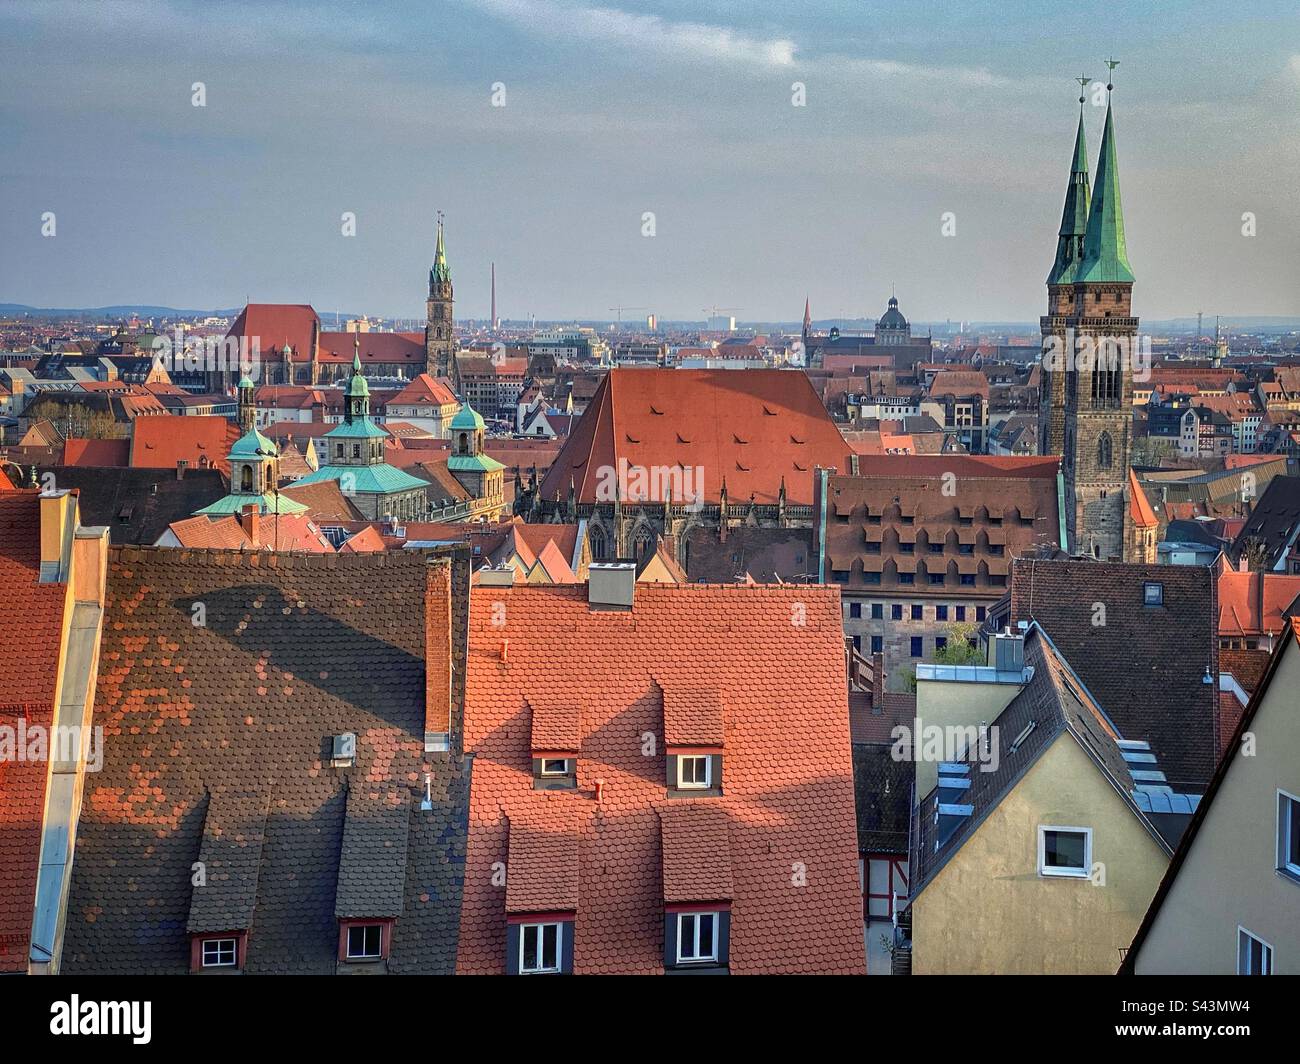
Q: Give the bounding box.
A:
[588,562,636,610]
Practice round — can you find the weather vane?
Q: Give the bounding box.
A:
[1077,73,1091,105]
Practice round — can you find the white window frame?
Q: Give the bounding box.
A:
[519,921,562,974]
[1278,789,1300,880]
[676,911,719,964]
[346,923,383,960]
[676,755,711,790]
[1037,825,1092,879]
[201,937,238,968]
[539,758,570,777]
[1237,927,1273,975]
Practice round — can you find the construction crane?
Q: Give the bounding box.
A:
[702,305,742,320]
[608,305,645,326]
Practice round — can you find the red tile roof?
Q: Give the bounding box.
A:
[505,817,581,914]
[1216,569,1300,637]
[1128,467,1158,529]
[62,438,130,468]
[0,490,70,972]
[659,804,734,903]
[388,373,459,407]
[227,303,318,361]
[129,416,238,476]
[317,332,424,366]
[457,583,864,974]
[663,685,724,747]
[540,369,852,506]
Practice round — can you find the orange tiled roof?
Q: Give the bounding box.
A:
[457,582,864,974]
[659,804,734,903]
[1128,467,1158,528]
[505,817,581,914]
[0,490,71,971]
[663,685,724,747]
[540,369,852,506]
[1216,569,1300,637]
[226,303,318,360]
[529,701,581,754]
[129,415,238,476]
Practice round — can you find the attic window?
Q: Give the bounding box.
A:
[519,922,563,974]
[676,911,720,964]
[344,922,384,961]
[201,938,237,968]
[677,755,711,789]
[1037,826,1091,879]
[1143,582,1163,606]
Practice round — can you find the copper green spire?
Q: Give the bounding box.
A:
[430,212,451,286]
[1046,82,1092,286]
[1077,73,1135,284]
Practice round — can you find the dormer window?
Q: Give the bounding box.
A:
[677,755,711,789]
[519,922,563,974]
[189,930,248,973]
[676,911,720,964]
[339,920,390,962]
[202,937,237,968]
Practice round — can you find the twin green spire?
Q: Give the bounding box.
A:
[1048,80,1135,286]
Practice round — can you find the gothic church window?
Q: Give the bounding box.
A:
[1097,432,1113,470]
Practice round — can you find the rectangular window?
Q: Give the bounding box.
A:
[201,938,237,968]
[891,605,903,621]
[935,637,947,651]
[346,924,382,960]
[1237,928,1273,975]
[677,912,718,964]
[678,755,711,789]
[898,573,915,585]
[1279,790,1300,879]
[911,604,923,620]
[910,637,923,658]
[1038,826,1091,878]
[849,602,862,619]
[871,635,883,654]
[871,603,883,620]
[960,574,975,586]
[540,758,570,777]
[936,605,948,621]
[520,922,561,974]
[955,606,966,621]
[976,606,986,622]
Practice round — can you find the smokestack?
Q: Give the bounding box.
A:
[491,261,498,331]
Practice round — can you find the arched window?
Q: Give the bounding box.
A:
[240,464,253,492]
[633,528,653,561]
[590,525,608,561]
[1097,431,1113,470]
[458,432,469,455]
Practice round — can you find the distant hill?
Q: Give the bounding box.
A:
[0,304,242,319]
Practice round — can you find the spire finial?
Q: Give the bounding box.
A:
[1104,57,1119,92]
[1076,73,1091,106]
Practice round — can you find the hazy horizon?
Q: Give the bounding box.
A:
[2,1,1298,323]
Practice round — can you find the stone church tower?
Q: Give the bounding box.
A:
[1041,73,1138,561]
[425,215,454,380]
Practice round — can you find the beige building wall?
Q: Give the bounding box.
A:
[1133,643,1300,974]
[913,677,1023,797]
[913,732,1168,974]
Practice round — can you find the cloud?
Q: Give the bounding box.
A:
[465,0,796,67]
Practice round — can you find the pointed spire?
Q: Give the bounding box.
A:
[1046,80,1092,286]
[802,297,811,330]
[1078,72,1135,283]
[431,211,451,286]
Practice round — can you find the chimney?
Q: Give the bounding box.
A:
[588,561,636,610]
[176,459,188,480]
[424,561,453,753]
[240,503,261,547]
[476,563,515,587]
[870,651,885,712]
[986,627,1025,673]
[38,489,74,583]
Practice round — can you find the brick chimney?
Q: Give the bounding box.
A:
[240,503,261,547]
[176,459,188,480]
[870,651,885,712]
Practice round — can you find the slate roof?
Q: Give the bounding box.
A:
[62,546,472,974]
[186,787,271,934]
[458,583,864,974]
[1231,475,1300,569]
[539,369,852,506]
[1010,559,1219,792]
[684,525,815,584]
[852,745,912,854]
[43,465,226,545]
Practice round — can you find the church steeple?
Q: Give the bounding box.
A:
[1077,68,1135,284]
[425,211,455,379]
[1046,80,1092,287]
[430,215,451,286]
[345,346,369,425]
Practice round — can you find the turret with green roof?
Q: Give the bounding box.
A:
[430,218,452,286]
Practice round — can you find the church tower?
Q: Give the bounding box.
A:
[425,213,454,380]
[1052,66,1138,561]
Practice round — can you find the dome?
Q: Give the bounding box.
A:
[451,402,485,431]
[877,296,908,330]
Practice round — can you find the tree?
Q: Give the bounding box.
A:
[903,621,984,691]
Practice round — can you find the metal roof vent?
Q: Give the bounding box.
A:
[588,562,636,610]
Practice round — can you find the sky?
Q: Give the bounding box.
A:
[1,0,1298,324]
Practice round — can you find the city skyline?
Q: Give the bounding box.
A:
[2,0,1298,322]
